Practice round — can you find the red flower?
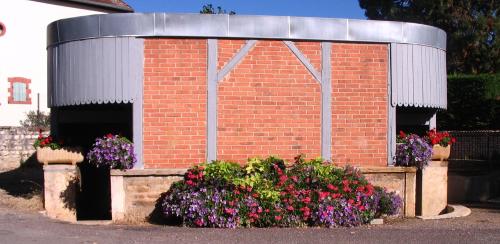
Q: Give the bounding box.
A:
[348,199,355,205]
[106,133,114,139]
[302,197,311,204]
[319,191,329,200]
[274,215,282,221]
[286,205,294,211]
[399,130,407,138]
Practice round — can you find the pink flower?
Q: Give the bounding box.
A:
[224,208,235,215]
[302,197,311,204]
[194,219,203,226]
[286,205,294,211]
[275,215,282,221]
[326,206,334,211]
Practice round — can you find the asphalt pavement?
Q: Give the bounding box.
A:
[1,205,499,244]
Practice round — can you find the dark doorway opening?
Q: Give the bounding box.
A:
[55,104,132,220]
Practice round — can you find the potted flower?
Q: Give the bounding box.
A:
[87,134,136,170]
[35,130,84,165]
[395,132,432,170]
[426,129,456,161]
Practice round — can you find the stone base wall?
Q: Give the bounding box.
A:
[0,127,39,168]
[111,166,417,222]
[43,164,79,222]
[361,166,417,217]
[110,169,184,223]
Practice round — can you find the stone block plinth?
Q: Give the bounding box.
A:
[362,166,417,217]
[43,164,79,222]
[418,160,448,217]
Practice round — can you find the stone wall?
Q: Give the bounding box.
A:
[110,166,416,223]
[0,126,39,168]
[110,169,184,222]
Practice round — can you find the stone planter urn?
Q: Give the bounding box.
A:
[36,147,84,165]
[431,145,450,161]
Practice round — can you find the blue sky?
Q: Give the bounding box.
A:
[125,0,367,19]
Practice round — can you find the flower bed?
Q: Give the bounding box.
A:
[161,156,402,228]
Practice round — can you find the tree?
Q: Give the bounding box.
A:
[200,4,235,15]
[358,0,499,74]
[19,110,50,131]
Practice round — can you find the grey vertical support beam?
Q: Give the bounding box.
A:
[321,42,332,161]
[133,98,143,169]
[388,44,396,166]
[132,39,144,169]
[207,39,218,162]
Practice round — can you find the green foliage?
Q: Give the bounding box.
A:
[202,160,243,183]
[19,111,50,131]
[438,74,500,129]
[200,4,235,15]
[358,0,499,74]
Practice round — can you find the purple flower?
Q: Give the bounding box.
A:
[87,134,136,169]
[395,134,432,169]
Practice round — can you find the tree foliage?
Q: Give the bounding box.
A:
[359,0,499,74]
[19,111,50,131]
[438,74,500,130]
[200,4,235,15]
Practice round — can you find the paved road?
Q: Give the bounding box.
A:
[1,206,499,244]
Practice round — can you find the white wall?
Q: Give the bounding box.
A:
[0,0,112,126]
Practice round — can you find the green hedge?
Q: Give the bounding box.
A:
[438,74,500,130]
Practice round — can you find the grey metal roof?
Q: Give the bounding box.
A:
[53,0,133,13]
[47,13,446,50]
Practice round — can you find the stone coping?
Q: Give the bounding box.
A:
[360,166,417,173]
[111,166,417,176]
[110,168,188,176]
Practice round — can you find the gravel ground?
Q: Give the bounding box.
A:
[0,205,499,244]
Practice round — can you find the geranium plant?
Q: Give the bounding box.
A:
[33,129,61,149]
[87,134,136,170]
[395,132,432,170]
[426,129,456,147]
[161,156,402,228]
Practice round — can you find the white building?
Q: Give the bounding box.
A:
[0,0,132,126]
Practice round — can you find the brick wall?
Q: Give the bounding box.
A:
[143,39,207,168]
[142,39,388,168]
[331,44,388,166]
[217,40,321,162]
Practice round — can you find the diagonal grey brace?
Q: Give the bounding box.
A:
[217,40,257,82]
[283,41,322,83]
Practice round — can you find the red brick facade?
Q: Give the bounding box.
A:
[142,39,388,168]
[217,40,321,162]
[331,44,388,166]
[143,39,207,168]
